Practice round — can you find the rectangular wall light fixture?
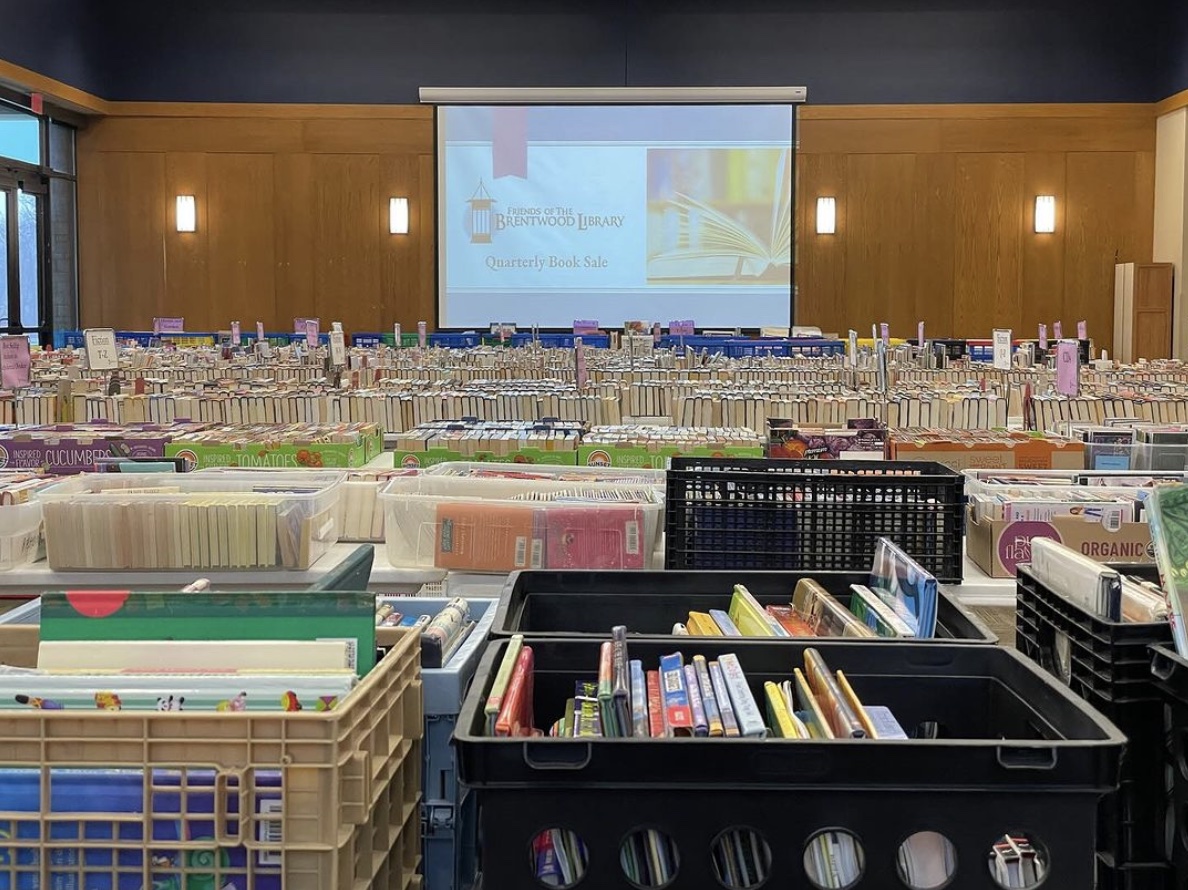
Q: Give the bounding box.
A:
[1034,195,1056,234]
[816,197,836,235]
[176,196,197,233]
[389,197,410,235]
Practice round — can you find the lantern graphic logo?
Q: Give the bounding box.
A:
[465,180,495,244]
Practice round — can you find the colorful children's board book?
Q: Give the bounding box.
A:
[38,589,377,675]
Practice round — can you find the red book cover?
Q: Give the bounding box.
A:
[646,669,665,738]
[765,605,817,637]
[544,505,645,570]
[495,645,535,737]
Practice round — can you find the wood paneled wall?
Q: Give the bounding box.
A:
[77,105,435,332]
[796,105,1157,350]
[78,103,1156,346]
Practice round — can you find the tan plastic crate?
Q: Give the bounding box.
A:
[0,628,423,890]
[0,623,37,668]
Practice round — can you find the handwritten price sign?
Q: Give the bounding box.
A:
[84,328,119,371]
[0,336,31,388]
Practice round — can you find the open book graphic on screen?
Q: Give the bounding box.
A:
[647,148,792,284]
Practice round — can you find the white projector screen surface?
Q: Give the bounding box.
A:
[437,105,794,329]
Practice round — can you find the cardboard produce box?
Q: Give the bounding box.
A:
[393,447,577,470]
[891,432,1084,472]
[578,443,763,469]
[0,423,209,474]
[967,509,1153,578]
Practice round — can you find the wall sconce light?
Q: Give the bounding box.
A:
[389,197,410,235]
[1034,195,1056,234]
[816,197,836,235]
[176,196,197,233]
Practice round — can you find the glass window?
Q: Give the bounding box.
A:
[17,190,39,329]
[49,177,77,331]
[49,121,74,175]
[0,105,39,166]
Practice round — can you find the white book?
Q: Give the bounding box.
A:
[716,653,767,738]
[38,639,354,672]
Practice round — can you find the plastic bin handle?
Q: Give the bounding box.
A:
[996,746,1058,770]
[1152,648,1177,681]
[212,770,244,845]
[522,741,593,771]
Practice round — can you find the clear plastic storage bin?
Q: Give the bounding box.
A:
[40,471,343,571]
[380,474,663,572]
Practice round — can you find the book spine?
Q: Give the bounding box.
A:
[494,645,534,738]
[708,609,742,636]
[717,653,766,738]
[645,670,665,738]
[629,659,649,738]
[597,641,617,736]
[658,652,693,736]
[574,680,602,737]
[692,655,723,737]
[708,661,740,737]
[684,664,708,737]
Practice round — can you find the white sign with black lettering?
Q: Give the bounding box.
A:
[84,328,119,371]
[329,329,346,366]
[993,329,1012,370]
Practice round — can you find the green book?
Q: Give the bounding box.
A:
[39,590,377,675]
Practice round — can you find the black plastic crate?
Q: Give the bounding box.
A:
[1095,856,1172,890]
[491,568,996,643]
[664,458,965,582]
[458,638,1123,890]
[1150,645,1188,890]
[1015,565,1172,866]
[1015,565,1171,699]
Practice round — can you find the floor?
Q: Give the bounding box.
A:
[971,605,1017,649]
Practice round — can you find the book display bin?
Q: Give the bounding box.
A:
[664,458,966,583]
[377,596,498,890]
[490,569,996,643]
[457,638,1124,890]
[1149,645,1188,890]
[0,629,423,890]
[1015,563,1171,876]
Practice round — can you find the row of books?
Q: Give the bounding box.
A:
[0,588,384,711]
[1028,537,1168,623]
[678,577,932,640]
[375,596,476,668]
[487,631,906,742]
[68,388,623,430]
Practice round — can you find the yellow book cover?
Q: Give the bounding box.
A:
[728,585,777,637]
[792,668,834,739]
[687,612,723,636]
[836,670,879,739]
[764,681,803,738]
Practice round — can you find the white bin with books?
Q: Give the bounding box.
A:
[39,471,344,571]
[379,474,663,572]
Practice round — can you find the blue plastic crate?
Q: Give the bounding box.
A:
[509,333,610,349]
[351,333,385,347]
[381,596,495,890]
[51,331,86,349]
[114,331,155,346]
[424,788,478,890]
[657,334,732,354]
[725,340,790,358]
[429,332,481,349]
[787,338,846,357]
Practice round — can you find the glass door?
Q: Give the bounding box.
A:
[0,171,46,344]
[0,187,8,325]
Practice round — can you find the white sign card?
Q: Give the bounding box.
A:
[84,328,119,372]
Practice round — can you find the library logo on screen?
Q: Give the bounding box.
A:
[465,181,496,244]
